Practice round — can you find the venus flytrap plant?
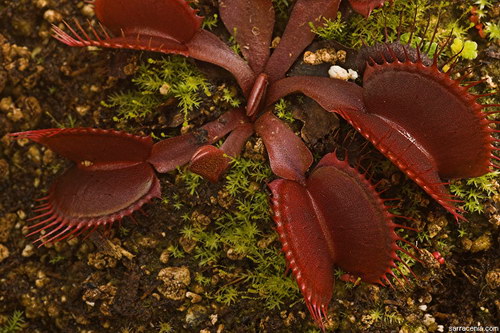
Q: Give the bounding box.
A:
[9,0,499,329]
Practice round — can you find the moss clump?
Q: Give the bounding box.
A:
[173,156,300,310]
[450,171,499,214]
[272,0,293,20]
[274,98,295,124]
[104,56,211,126]
[311,0,471,53]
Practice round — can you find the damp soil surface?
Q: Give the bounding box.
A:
[0,1,499,333]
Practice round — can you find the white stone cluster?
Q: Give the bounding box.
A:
[328,65,358,81]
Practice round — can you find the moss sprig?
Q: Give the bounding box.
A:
[450,171,499,213]
[0,311,26,333]
[104,56,211,126]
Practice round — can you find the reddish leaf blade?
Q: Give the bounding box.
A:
[10,128,153,166]
[218,0,275,73]
[52,2,255,96]
[363,61,492,179]
[255,111,312,184]
[269,179,334,328]
[265,76,463,219]
[219,123,254,157]
[189,145,231,183]
[187,30,256,97]
[52,22,189,56]
[340,109,464,220]
[264,0,340,82]
[307,153,398,284]
[270,153,403,326]
[52,0,203,56]
[189,123,253,182]
[266,76,364,113]
[348,0,391,17]
[28,163,160,245]
[352,42,430,73]
[94,0,202,43]
[51,163,159,219]
[149,109,249,173]
[148,132,203,173]
[246,73,269,117]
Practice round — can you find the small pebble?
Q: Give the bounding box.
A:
[0,97,13,112]
[27,146,42,164]
[33,0,49,8]
[159,249,170,264]
[159,83,171,95]
[157,266,191,300]
[22,244,35,257]
[0,244,9,262]
[0,159,9,180]
[471,233,492,253]
[271,36,280,48]
[328,66,358,81]
[179,236,197,253]
[185,304,208,327]
[75,105,90,116]
[226,248,245,260]
[422,313,435,327]
[17,210,26,220]
[43,9,63,23]
[418,304,427,311]
[485,269,500,289]
[186,291,202,303]
[81,4,95,17]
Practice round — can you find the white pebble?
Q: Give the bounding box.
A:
[81,4,95,17]
[43,9,63,23]
[422,313,436,326]
[328,65,358,81]
[348,68,358,80]
[22,244,35,257]
[0,244,9,263]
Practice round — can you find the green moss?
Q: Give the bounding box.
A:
[173,156,300,310]
[219,86,242,108]
[228,30,242,56]
[485,22,500,40]
[157,321,173,333]
[48,254,65,264]
[104,56,211,126]
[0,311,26,333]
[272,0,293,20]
[309,13,346,41]
[274,98,295,124]
[311,0,469,52]
[202,13,218,30]
[450,171,499,214]
[167,244,185,259]
[176,169,203,196]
